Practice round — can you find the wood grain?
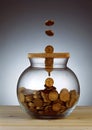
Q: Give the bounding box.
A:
[0,106,92,130]
[28,53,70,58]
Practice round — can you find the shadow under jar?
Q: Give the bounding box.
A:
[17,46,80,119]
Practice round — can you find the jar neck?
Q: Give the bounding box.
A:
[29,58,69,68]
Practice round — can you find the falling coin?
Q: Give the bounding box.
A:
[45,20,54,26]
[45,45,54,53]
[45,30,54,36]
[45,78,54,87]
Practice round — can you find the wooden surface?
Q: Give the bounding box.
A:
[0,106,92,130]
[28,53,70,58]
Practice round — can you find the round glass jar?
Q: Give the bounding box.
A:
[17,45,80,119]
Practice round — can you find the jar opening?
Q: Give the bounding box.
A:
[29,57,69,68]
[28,45,70,69]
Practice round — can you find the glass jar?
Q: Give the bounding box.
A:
[17,45,80,119]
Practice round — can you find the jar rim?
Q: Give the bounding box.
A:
[28,53,70,58]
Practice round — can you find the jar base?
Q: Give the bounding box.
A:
[24,106,76,119]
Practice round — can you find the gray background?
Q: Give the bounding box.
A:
[0,0,92,105]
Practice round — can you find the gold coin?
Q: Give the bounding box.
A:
[45,20,54,26]
[60,88,70,102]
[45,78,54,87]
[52,103,61,112]
[33,98,43,107]
[45,30,54,36]
[25,95,33,102]
[45,45,54,53]
[49,91,58,101]
[19,93,25,103]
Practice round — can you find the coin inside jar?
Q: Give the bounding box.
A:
[49,91,58,101]
[45,20,54,26]
[45,78,54,87]
[60,88,70,102]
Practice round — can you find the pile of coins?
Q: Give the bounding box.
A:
[18,78,79,116]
